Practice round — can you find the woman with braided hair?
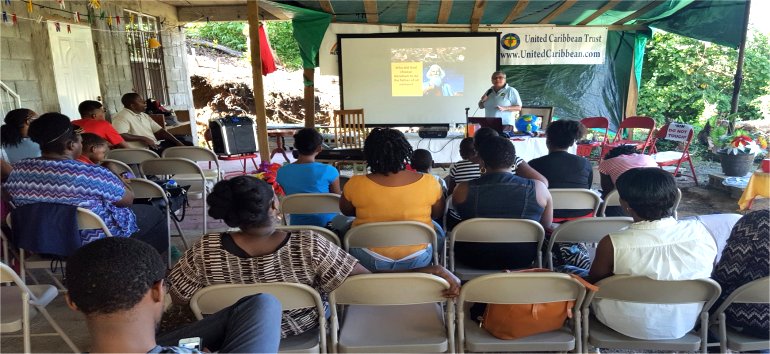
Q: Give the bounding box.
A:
[1,108,41,163]
[340,128,446,271]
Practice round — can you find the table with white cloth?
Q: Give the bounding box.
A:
[405,133,575,164]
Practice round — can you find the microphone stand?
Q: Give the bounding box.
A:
[465,107,470,137]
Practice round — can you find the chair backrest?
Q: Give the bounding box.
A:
[280,193,341,223]
[128,178,166,200]
[276,225,341,247]
[105,148,159,165]
[547,217,633,269]
[344,221,438,265]
[450,218,544,270]
[459,272,586,306]
[520,106,554,130]
[0,261,25,285]
[101,159,133,177]
[549,188,601,214]
[711,276,770,317]
[140,157,206,180]
[580,116,610,141]
[330,273,449,305]
[162,146,217,162]
[614,116,656,146]
[333,109,366,149]
[585,276,721,310]
[190,282,324,319]
[599,188,681,219]
[76,208,113,236]
[651,122,694,153]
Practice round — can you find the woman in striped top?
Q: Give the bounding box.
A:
[168,176,460,338]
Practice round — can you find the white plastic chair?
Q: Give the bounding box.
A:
[449,218,544,280]
[457,272,588,353]
[280,193,341,226]
[546,217,633,270]
[329,273,454,353]
[599,188,682,219]
[162,146,222,183]
[549,188,602,219]
[189,282,326,353]
[141,158,208,235]
[710,276,770,353]
[582,275,721,353]
[344,221,439,266]
[0,262,80,353]
[276,225,341,247]
[129,178,189,255]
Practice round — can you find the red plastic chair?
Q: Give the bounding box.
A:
[601,116,656,157]
[650,122,698,185]
[577,117,610,161]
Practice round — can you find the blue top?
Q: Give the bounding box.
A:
[276,162,339,227]
[3,137,41,163]
[483,84,522,126]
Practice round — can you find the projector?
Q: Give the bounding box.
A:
[418,127,449,139]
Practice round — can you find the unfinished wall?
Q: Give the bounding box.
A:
[0,0,193,119]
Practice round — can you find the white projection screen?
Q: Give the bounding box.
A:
[338,33,500,127]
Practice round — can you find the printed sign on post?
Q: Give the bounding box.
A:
[665,123,693,142]
[491,26,608,65]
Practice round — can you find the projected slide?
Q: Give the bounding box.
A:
[390,47,465,97]
[339,33,498,126]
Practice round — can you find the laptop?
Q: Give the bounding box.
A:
[468,117,504,135]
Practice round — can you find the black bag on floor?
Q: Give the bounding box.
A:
[134,181,190,222]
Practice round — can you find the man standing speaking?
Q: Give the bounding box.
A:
[478,71,522,132]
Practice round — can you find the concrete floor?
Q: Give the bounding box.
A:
[2,159,766,353]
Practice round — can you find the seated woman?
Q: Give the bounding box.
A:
[340,128,445,271]
[598,145,657,216]
[711,209,769,339]
[1,108,41,163]
[276,128,340,227]
[4,113,168,254]
[168,176,459,339]
[589,167,717,340]
[452,135,553,270]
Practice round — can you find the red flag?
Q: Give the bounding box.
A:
[258,24,276,76]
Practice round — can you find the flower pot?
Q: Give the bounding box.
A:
[719,152,756,176]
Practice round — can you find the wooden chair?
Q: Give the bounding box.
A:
[190,282,327,353]
[650,122,698,185]
[333,109,367,149]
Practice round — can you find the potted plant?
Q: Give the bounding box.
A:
[714,130,767,176]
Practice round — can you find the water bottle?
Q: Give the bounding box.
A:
[166,179,178,188]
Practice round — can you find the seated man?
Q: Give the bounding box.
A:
[73,100,130,149]
[112,93,185,152]
[65,237,282,353]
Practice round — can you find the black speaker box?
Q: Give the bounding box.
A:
[209,116,258,155]
[418,127,449,139]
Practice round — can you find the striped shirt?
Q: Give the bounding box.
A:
[448,157,524,183]
[598,153,657,183]
[168,230,358,338]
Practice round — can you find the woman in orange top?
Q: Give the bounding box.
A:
[340,128,445,271]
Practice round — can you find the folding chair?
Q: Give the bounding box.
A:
[189,282,326,353]
[650,122,699,185]
[578,117,610,161]
[100,159,133,177]
[598,188,682,219]
[449,218,544,281]
[344,221,439,267]
[546,217,633,270]
[329,273,454,353]
[105,148,159,177]
[275,225,341,247]
[0,262,80,353]
[140,158,209,235]
[549,188,601,223]
[280,193,341,226]
[7,207,112,289]
[582,276,721,353]
[129,178,189,256]
[457,272,588,353]
[162,146,222,184]
[710,276,770,353]
[601,116,656,156]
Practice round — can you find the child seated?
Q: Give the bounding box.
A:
[276,128,340,227]
[77,133,109,165]
[411,149,447,193]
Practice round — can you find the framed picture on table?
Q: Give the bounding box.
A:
[520,106,555,130]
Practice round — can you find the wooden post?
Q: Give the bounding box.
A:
[728,0,752,135]
[247,0,270,162]
[625,48,639,118]
[304,68,315,128]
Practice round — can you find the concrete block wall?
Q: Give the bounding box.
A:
[0,0,192,119]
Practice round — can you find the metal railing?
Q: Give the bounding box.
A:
[0,81,21,119]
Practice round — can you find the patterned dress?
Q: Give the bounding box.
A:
[5,159,137,242]
[168,230,359,338]
[712,209,770,338]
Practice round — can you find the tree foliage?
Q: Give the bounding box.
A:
[185,22,247,52]
[264,21,302,71]
[637,31,770,125]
